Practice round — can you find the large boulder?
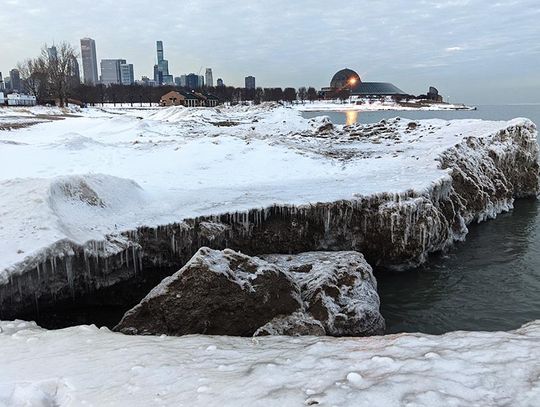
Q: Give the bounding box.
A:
[114,247,301,336]
[262,251,385,336]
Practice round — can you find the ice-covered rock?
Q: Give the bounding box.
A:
[116,249,383,337]
[262,251,385,336]
[114,247,302,336]
[253,311,326,336]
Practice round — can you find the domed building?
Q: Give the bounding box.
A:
[324,68,409,98]
[330,68,361,89]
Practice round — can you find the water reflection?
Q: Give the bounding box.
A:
[345,110,358,126]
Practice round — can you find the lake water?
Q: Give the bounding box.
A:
[303,105,540,334]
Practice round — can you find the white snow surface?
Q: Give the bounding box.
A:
[0,319,539,406]
[0,104,532,278]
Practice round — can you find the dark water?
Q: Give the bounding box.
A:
[304,105,540,334]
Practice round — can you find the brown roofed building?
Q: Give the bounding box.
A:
[160,91,186,106]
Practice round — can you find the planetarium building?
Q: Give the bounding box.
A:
[325,68,409,98]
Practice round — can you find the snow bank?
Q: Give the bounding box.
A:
[0,319,538,406]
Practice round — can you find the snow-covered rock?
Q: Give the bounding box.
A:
[116,249,383,337]
[253,311,326,336]
[114,247,302,336]
[1,319,539,406]
[262,251,385,336]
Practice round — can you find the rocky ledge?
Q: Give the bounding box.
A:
[114,248,384,337]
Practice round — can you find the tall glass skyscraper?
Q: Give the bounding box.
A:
[80,38,99,85]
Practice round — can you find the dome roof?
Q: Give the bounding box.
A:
[330,69,361,89]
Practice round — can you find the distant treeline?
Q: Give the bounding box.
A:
[70,84,322,106]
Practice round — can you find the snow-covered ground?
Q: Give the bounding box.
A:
[0,104,532,279]
[294,100,475,112]
[0,319,538,406]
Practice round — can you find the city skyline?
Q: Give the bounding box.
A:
[1,0,539,103]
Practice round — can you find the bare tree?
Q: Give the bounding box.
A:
[17,58,48,103]
[307,87,318,102]
[298,87,307,104]
[40,42,79,107]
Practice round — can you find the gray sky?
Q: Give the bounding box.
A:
[1,0,539,104]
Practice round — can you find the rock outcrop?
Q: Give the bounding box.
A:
[114,247,301,336]
[115,249,383,337]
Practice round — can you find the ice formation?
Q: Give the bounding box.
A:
[0,104,538,318]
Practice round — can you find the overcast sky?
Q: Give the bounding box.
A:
[1,0,539,104]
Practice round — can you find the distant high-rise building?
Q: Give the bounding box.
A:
[100,59,126,85]
[174,77,181,86]
[163,75,174,85]
[153,65,162,85]
[47,45,58,60]
[157,41,164,64]
[186,73,199,89]
[4,77,11,91]
[198,75,205,88]
[80,38,99,85]
[154,40,170,85]
[179,75,187,87]
[205,68,213,87]
[216,78,224,87]
[68,56,81,87]
[120,63,134,85]
[245,76,255,89]
[9,69,21,92]
[0,73,4,90]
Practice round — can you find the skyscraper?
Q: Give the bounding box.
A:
[80,38,99,85]
[205,68,213,88]
[100,59,126,85]
[120,63,134,85]
[47,46,58,61]
[186,73,199,89]
[154,40,170,85]
[9,69,21,92]
[157,41,164,65]
[0,73,4,90]
[68,56,81,87]
[245,76,256,89]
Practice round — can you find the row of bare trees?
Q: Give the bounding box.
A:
[17,42,79,107]
[67,84,322,106]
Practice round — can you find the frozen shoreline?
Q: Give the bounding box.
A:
[0,104,538,319]
[293,100,476,112]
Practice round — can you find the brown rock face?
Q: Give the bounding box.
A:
[114,247,301,336]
